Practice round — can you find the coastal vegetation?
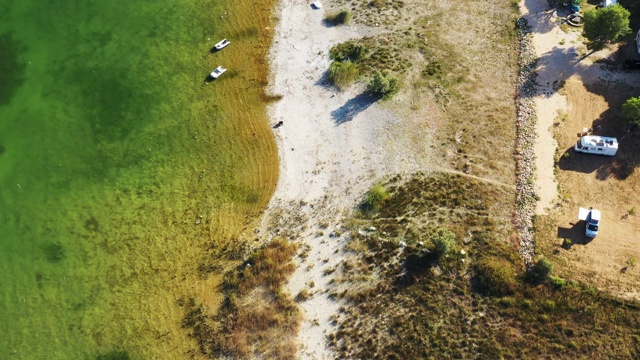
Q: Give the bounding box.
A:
[326,38,408,95]
[183,238,300,359]
[328,173,640,358]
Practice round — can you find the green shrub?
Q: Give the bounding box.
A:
[622,97,640,127]
[550,276,567,288]
[475,257,517,296]
[429,228,456,256]
[367,70,400,99]
[330,41,368,62]
[325,10,352,25]
[362,184,389,213]
[530,257,553,281]
[329,60,359,90]
[583,4,631,50]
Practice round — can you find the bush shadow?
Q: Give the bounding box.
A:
[331,92,376,125]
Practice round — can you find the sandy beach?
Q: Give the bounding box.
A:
[258,1,438,357]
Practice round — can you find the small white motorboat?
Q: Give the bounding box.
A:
[214,39,230,50]
[210,66,227,79]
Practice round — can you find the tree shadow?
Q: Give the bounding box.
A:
[556,147,613,174]
[331,92,377,124]
[533,38,640,178]
[522,0,561,35]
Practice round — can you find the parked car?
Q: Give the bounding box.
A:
[578,207,601,238]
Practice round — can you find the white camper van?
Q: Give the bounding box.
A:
[578,207,601,238]
[574,136,618,156]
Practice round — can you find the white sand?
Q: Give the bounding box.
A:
[260,1,437,358]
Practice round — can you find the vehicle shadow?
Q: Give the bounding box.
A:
[557,221,593,249]
[556,148,613,174]
[331,92,376,125]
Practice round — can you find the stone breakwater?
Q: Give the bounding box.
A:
[514,18,538,266]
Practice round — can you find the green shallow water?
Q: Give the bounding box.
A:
[0,0,277,358]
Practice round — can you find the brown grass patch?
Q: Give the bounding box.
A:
[182,238,300,359]
[329,173,640,359]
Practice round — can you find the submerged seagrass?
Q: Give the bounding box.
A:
[0,0,277,358]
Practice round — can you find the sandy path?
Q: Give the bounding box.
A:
[259,1,437,358]
[520,0,640,215]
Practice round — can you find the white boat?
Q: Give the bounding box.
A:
[210,66,227,79]
[214,39,230,50]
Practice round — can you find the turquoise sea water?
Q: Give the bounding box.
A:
[0,0,276,358]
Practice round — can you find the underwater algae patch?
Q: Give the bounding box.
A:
[0,33,27,105]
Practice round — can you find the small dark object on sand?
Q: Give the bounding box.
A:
[273,121,284,128]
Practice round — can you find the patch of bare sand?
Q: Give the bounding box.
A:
[259,1,437,358]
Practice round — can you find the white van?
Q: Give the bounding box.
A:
[578,207,601,238]
[574,135,618,156]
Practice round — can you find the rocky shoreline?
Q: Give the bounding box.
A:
[514,17,538,266]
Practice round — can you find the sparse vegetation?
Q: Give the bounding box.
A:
[329,173,640,359]
[185,238,300,359]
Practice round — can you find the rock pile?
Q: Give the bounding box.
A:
[514,18,538,266]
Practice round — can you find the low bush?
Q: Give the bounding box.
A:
[367,70,399,99]
[429,228,456,256]
[475,256,518,296]
[330,41,368,62]
[328,60,359,90]
[325,10,352,26]
[528,257,553,283]
[361,183,390,214]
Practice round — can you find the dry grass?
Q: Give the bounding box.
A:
[182,238,300,359]
[329,173,640,359]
